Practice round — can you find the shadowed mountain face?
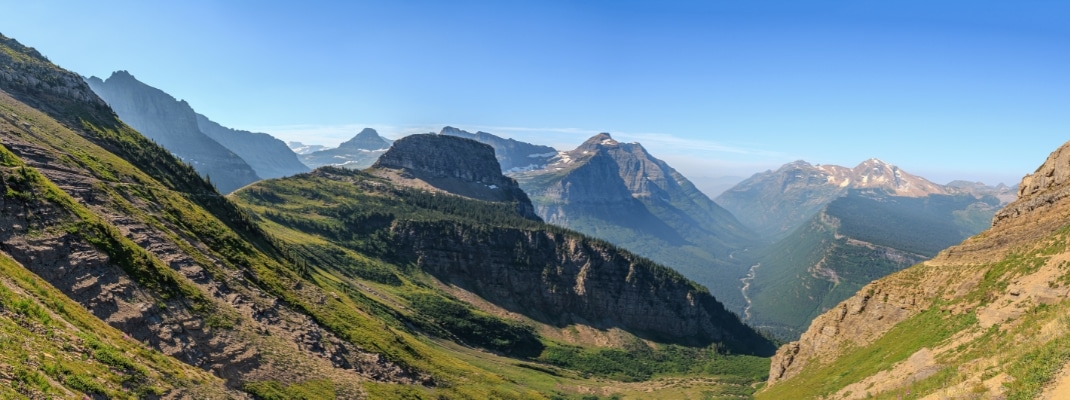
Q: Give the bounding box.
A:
[195,113,309,179]
[86,71,260,193]
[371,133,541,220]
[438,126,558,173]
[513,133,759,312]
[759,141,1070,400]
[299,128,392,170]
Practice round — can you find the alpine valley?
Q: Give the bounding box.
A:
[0,24,1067,400]
[720,160,1013,339]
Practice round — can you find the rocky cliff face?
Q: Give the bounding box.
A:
[195,113,309,179]
[438,126,557,173]
[0,35,108,114]
[513,133,757,311]
[86,71,260,193]
[391,220,772,352]
[761,141,1070,400]
[300,128,392,170]
[717,159,1009,240]
[372,133,539,220]
[993,143,1070,227]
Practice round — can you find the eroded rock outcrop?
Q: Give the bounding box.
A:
[373,133,540,220]
[994,141,1070,227]
[389,219,773,353]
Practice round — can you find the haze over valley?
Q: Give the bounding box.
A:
[1,2,1069,399]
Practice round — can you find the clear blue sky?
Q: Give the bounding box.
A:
[2,1,1068,186]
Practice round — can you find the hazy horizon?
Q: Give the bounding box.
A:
[3,1,1067,187]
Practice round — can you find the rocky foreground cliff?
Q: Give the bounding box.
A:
[760,141,1070,399]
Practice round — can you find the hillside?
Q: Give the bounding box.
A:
[0,32,776,399]
[758,141,1070,399]
[513,133,759,312]
[743,189,1000,340]
[85,71,261,193]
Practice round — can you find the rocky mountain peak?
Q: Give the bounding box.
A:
[1016,141,1070,199]
[372,134,540,220]
[581,132,617,146]
[375,134,503,184]
[993,140,1070,226]
[781,160,814,170]
[339,127,391,150]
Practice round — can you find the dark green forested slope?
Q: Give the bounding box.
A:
[744,190,999,340]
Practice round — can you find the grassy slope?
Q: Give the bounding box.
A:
[233,167,772,398]
[0,252,228,399]
[2,34,772,399]
[757,223,1070,399]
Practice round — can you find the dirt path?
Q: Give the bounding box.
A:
[740,263,760,321]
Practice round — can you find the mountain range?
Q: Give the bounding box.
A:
[86,71,309,192]
[512,132,758,312]
[718,159,1011,339]
[299,127,393,170]
[759,140,1070,399]
[438,126,557,173]
[0,32,774,399]
[5,28,1068,400]
[716,158,1011,241]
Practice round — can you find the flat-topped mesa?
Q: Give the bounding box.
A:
[372,133,540,220]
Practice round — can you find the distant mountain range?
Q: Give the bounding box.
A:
[287,141,326,154]
[760,142,1070,400]
[438,126,557,173]
[298,127,393,170]
[716,159,1014,241]
[86,71,308,192]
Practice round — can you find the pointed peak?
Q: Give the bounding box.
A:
[854,158,898,171]
[582,132,618,146]
[339,128,390,150]
[355,127,380,138]
[107,70,137,81]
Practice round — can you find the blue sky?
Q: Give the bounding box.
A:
[2,1,1068,187]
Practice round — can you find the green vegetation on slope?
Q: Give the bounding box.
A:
[233,166,774,396]
[0,252,228,398]
[758,225,1070,399]
[745,191,998,340]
